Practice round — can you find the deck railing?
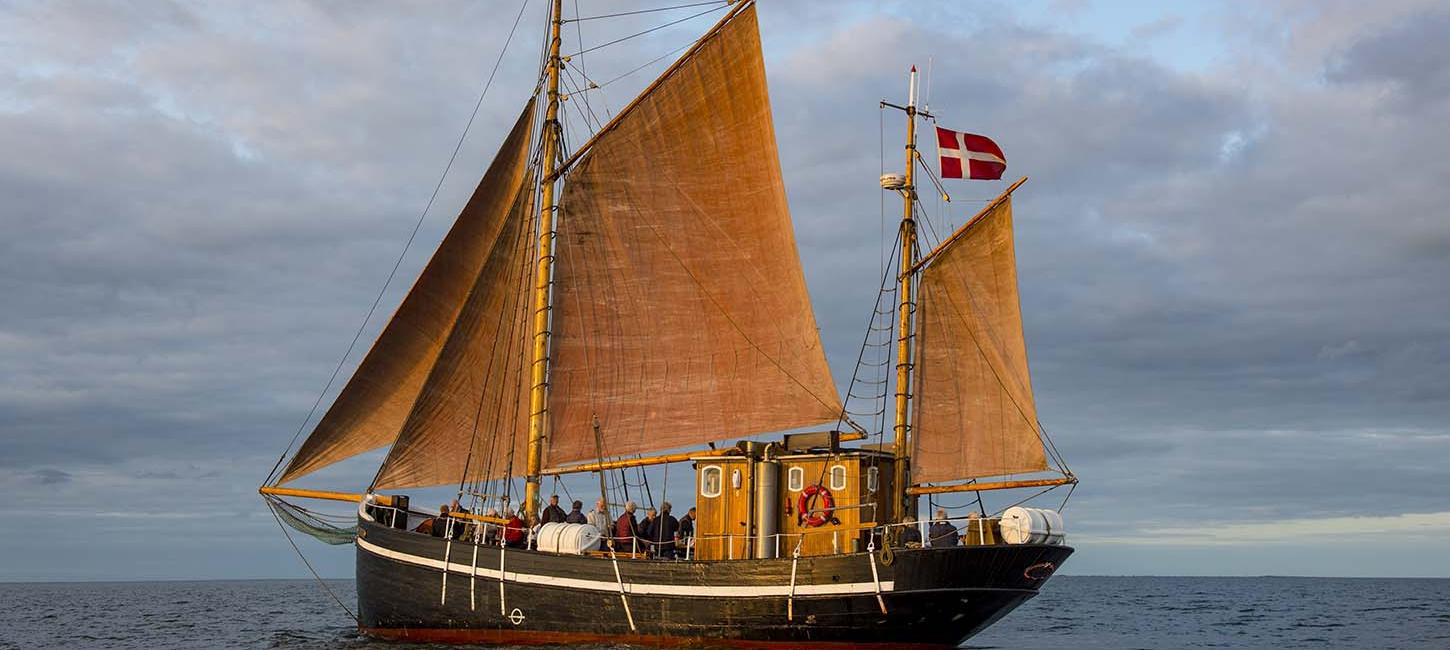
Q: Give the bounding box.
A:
[361,497,1008,559]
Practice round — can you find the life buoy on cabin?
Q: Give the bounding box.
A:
[797,484,836,527]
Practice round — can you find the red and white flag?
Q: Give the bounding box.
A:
[935,126,1006,180]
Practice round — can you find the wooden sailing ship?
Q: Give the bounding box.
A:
[260,1,1077,646]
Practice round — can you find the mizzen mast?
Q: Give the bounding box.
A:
[524,0,565,522]
[891,66,921,522]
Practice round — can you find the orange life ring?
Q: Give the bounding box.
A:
[797,484,835,527]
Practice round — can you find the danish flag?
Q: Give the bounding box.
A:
[935,126,1006,180]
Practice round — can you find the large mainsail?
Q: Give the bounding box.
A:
[276,103,536,484]
[910,196,1049,484]
[544,4,841,467]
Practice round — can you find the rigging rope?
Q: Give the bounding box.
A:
[565,3,727,58]
[268,500,358,623]
[577,39,693,91]
[568,0,727,23]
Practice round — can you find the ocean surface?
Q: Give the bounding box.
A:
[1,576,1446,649]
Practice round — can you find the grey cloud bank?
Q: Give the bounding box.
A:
[2,0,1448,581]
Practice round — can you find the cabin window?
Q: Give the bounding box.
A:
[787,467,804,492]
[867,466,879,493]
[731,469,743,489]
[701,466,723,498]
[830,465,848,491]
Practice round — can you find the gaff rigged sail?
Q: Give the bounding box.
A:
[910,194,1049,484]
[544,4,841,467]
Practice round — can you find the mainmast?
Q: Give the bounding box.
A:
[524,0,564,522]
[891,67,920,522]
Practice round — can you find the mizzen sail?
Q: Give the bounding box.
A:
[545,4,840,467]
[910,195,1048,484]
[276,102,536,484]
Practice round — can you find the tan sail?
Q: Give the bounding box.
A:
[372,171,536,489]
[276,102,536,485]
[910,194,1048,484]
[545,4,841,467]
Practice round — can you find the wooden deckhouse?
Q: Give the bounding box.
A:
[691,442,897,561]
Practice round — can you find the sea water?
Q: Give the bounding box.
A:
[1,576,1446,649]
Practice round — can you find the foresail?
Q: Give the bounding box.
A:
[911,195,1049,484]
[372,170,535,489]
[546,4,841,467]
[276,101,536,485]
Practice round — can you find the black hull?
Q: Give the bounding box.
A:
[355,516,1072,648]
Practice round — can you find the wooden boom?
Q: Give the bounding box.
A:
[539,447,739,476]
[448,510,512,526]
[905,476,1076,496]
[539,431,871,477]
[258,485,393,507]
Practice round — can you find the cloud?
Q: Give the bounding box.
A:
[1081,511,1450,545]
[32,469,73,486]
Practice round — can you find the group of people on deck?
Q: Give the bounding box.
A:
[409,494,696,558]
[895,508,977,548]
[413,498,528,548]
[607,500,695,558]
[411,498,976,554]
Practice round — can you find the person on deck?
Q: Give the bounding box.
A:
[928,508,960,548]
[653,502,679,559]
[482,507,501,545]
[430,504,451,538]
[898,515,922,547]
[503,509,527,548]
[565,500,587,524]
[541,494,568,525]
[586,499,611,551]
[614,501,640,554]
[676,506,696,558]
[449,499,471,541]
[640,508,659,556]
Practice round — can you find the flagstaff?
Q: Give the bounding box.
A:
[892,65,920,523]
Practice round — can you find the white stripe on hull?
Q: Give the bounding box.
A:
[358,536,896,598]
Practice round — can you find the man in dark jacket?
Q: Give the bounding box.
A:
[639,508,659,555]
[430,504,450,538]
[676,506,696,558]
[928,508,960,548]
[565,499,588,524]
[541,494,568,525]
[898,515,922,547]
[652,502,679,558]
[614,501,640,553]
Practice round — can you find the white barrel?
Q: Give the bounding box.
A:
[535,522,602,555]
[999,507,1067,545]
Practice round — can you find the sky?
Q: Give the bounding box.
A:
[2,0,1448,582]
